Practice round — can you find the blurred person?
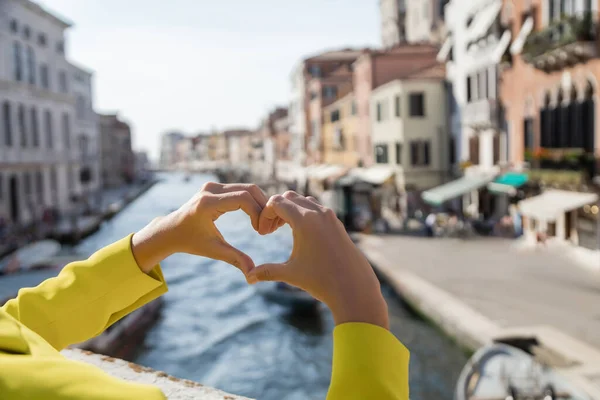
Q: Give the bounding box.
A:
[425,212,436,237]
[0,183,408,400]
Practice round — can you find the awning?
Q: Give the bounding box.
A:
[492,30,512,62]
[307,165,346,181]
[466,1,503,42]
[437,36,453,62]
[422,174,495,205]
[487,172,528,195]
[519,190,599,221]
[510,16,534,55]
[335,166,396,186]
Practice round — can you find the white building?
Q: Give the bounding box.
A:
[70,62,100,207]
[370,67,449,192]
[427,0,512,216]
[289,63,307,166]
[159,131,184,170]
[380,0,407,48]
[0,0,88,225]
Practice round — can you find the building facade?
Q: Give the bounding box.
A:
[0,0,89,225]
[405,0,448,44]
[354,45,441,167]
[288,49,363,167]
[380,0,407,48]
[370,65,449,192]
[70,63,100,207]
[500,0,600,249]
[159,131,184,169]
[322,92,360,167]
[99,114,134,188]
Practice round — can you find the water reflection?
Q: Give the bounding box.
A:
[78,173,467,400]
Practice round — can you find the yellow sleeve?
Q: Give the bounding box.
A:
[327,323,410,400]
[0,354,165,400]
[1,234,168,350]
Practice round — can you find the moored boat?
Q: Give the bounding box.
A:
[258,282,319,313]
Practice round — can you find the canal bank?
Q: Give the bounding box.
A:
[356,233,600,398]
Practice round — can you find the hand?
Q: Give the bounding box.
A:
[132,182,269,274]
[248,191,389,329]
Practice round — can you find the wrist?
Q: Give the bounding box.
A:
[328,287,389,330]
[131,215,178,273]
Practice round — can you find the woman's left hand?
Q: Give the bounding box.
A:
[132,182,271,274]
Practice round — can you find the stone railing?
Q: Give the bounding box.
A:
[62,349,252,400]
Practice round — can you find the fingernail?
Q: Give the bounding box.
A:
[247,274,258,284]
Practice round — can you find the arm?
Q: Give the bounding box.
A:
[1,234,167,350]
[248,192,410,399]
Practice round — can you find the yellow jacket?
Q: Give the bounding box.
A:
[0,235,409,399]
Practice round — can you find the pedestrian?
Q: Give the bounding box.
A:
[0,183,409,400]
[425,212,436,237]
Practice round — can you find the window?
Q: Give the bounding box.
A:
[395,142,402,164]
[62,113,70,149]
[467,76,472,102]
[13,41,22,81]
[35,170,44,203]
[31,108,39,147]
[351,101,357,115]
[44,110,53,149]
[3,102,12,147]
[395,95,401,117]
[38,33,47,47]
[330,109,340,123]
[57,40,65,54]
[23,26,30,40]
[409,93,425,117]
[26,46,35,85]
[449,136,456,165]
[524,117,534,149]
[79,134,89,160]
[50,167,57,192]
[323,86,337,99]
[310,91,318,100]
[76,95,86,120]
[18,104,26,147]
[334,128,345,150]
[10,19,18,33]
[423,2,429,18]
[375,144,389,164]
[410,140,431,166]
[40,64,49,89]
[376,102,383,122]
[0,174,3,200]
[309,65,321,77]
[59,70,68,93]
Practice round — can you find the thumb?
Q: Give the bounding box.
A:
[208,239,255,274]
[247,263,290,285]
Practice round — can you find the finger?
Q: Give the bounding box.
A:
[290,195,321,211]
[307,196,320,205]
[246,262,291,285]
[259,195,304,233]
[206,239,255,274]
[215,191,262,231]
[212,183,268,208]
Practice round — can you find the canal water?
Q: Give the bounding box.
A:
[78,173,468,400]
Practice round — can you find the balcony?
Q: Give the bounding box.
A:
[524,148,599,185]
[462,98,499,129]
[523,14,598,72]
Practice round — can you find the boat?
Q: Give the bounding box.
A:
[455,338,590,400]
[258,282,319,313]
[0,240,62,275]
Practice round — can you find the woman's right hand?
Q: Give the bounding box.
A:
[247,191,389,330]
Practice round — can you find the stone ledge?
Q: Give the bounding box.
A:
[62,349,252,400]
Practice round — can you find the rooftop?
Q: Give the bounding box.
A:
[22,0,73,29]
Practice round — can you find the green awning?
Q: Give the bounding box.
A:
[487,172,528,195]
[422,175,494,206]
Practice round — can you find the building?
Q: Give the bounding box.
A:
[159,131,184,169]
[134,151,151,182]
[307,65,353,164]
[428,0,513,217]
[99,114,134,188]
[288,49,364,167]
[174,136,193,170]
[0,0,91,225]
[380,0,408,48]
[499,0,600,249]
[380,0,449,48]
[70,63,100,207]
[322,92,360,167]
[224,129,253,170]
[353,45,442,167]
[370,64,449,192]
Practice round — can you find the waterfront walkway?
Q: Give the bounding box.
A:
[358,234,600,349]
[357,234,600,396]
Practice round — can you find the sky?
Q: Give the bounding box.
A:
[38,0,381,161]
